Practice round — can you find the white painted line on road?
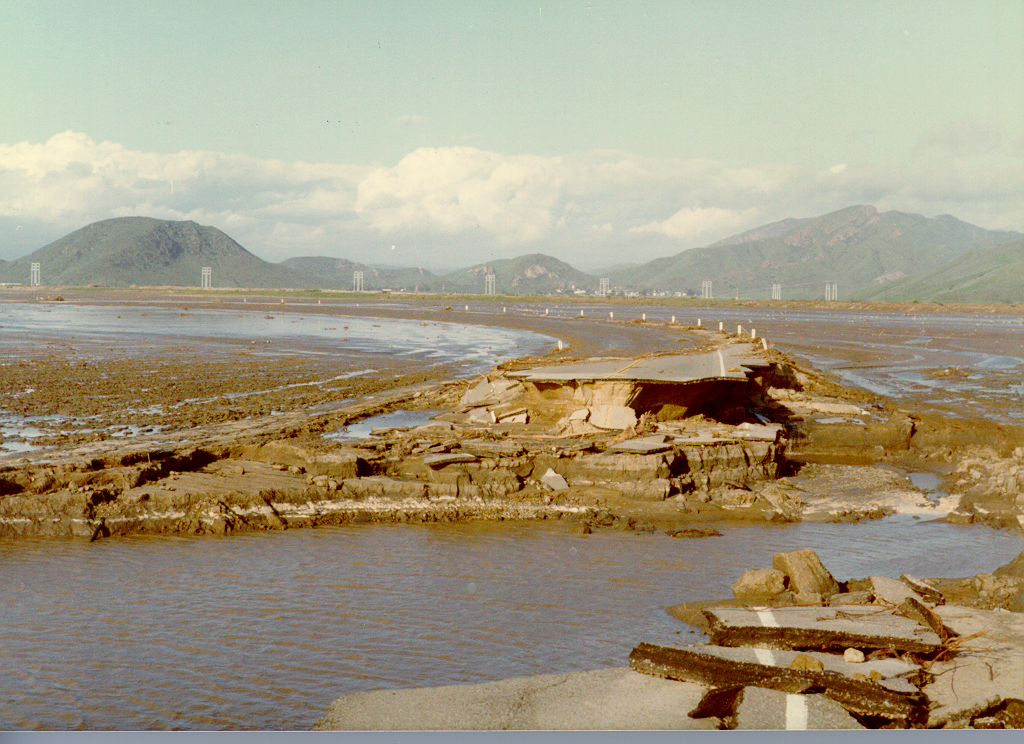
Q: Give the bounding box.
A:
[786,693,809,730]
[752,605,808,730]
[755,607,779,627]
[717,349,726,376]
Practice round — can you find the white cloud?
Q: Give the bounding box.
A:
[355,147,562,244]
[1,131,1021,267]
[630,207,759,241]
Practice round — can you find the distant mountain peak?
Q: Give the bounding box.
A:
[606,206,1022,301]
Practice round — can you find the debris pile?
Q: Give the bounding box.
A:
[632,549,1024,729]
[946,446,1024,531]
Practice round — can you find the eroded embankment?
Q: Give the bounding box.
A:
[2,332,1021,541]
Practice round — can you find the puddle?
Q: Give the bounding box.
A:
[0,414,67,454]
[907,471,943,491]
[325,410,442,442]
[907,471,950,506]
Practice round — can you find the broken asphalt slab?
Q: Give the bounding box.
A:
[629,642,928,726]
[505,348,772,384]
[923,604,1024,728]
[702,605,945,655]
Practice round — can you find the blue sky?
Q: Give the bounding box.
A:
[2,0,1022,270]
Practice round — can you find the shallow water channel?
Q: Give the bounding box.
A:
[1,518,1020,730]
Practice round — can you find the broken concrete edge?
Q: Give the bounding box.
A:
[312,546,1024,731]
[629,642,928,726]
[701,602,947,656]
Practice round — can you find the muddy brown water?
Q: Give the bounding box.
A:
[2,518,1020,730]
[1,294,1022,730]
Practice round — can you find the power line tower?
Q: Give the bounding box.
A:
[701,280,713,299]
[353,271,364,292]
[30,262,41,286]
[484,274,496,294]
[201,267,212,288]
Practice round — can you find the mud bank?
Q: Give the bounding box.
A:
[2,325,1021,540]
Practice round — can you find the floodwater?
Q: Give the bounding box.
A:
[0,302,551,368]
[2,517,1020,731]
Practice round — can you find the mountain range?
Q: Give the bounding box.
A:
[1,206,1020,303]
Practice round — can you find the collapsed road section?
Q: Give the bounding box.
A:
[631,547,1024,730]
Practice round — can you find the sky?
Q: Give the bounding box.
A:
[2,0,1022,271]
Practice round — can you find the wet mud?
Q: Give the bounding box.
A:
[1,289,1021,546]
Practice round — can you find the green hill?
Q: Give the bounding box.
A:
[281,256,438,292]
[0,217,311,288]
[857,237,1024,304]
[437,253,598,295]
[608,205,1022,300]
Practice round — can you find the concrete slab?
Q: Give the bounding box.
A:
[606,437,674,454]
[540,468,569,490]
[630,642,926,725]
[507,349,770,385]
[459,441,526,458]
[899,575,945,605]
[665,433,736,445]
[923,605,1024,728]
[870,575,927,607]
[311,667,717,731]
[460,378,524,407]
[588,404,637,430]
[683,644,920,681]
[733,423,784,441]
[733,687,865,730]
[704,605,945,654]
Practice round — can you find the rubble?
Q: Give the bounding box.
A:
[629,548,1024,729]
[0,341,796,539]
[629,642,928,726]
